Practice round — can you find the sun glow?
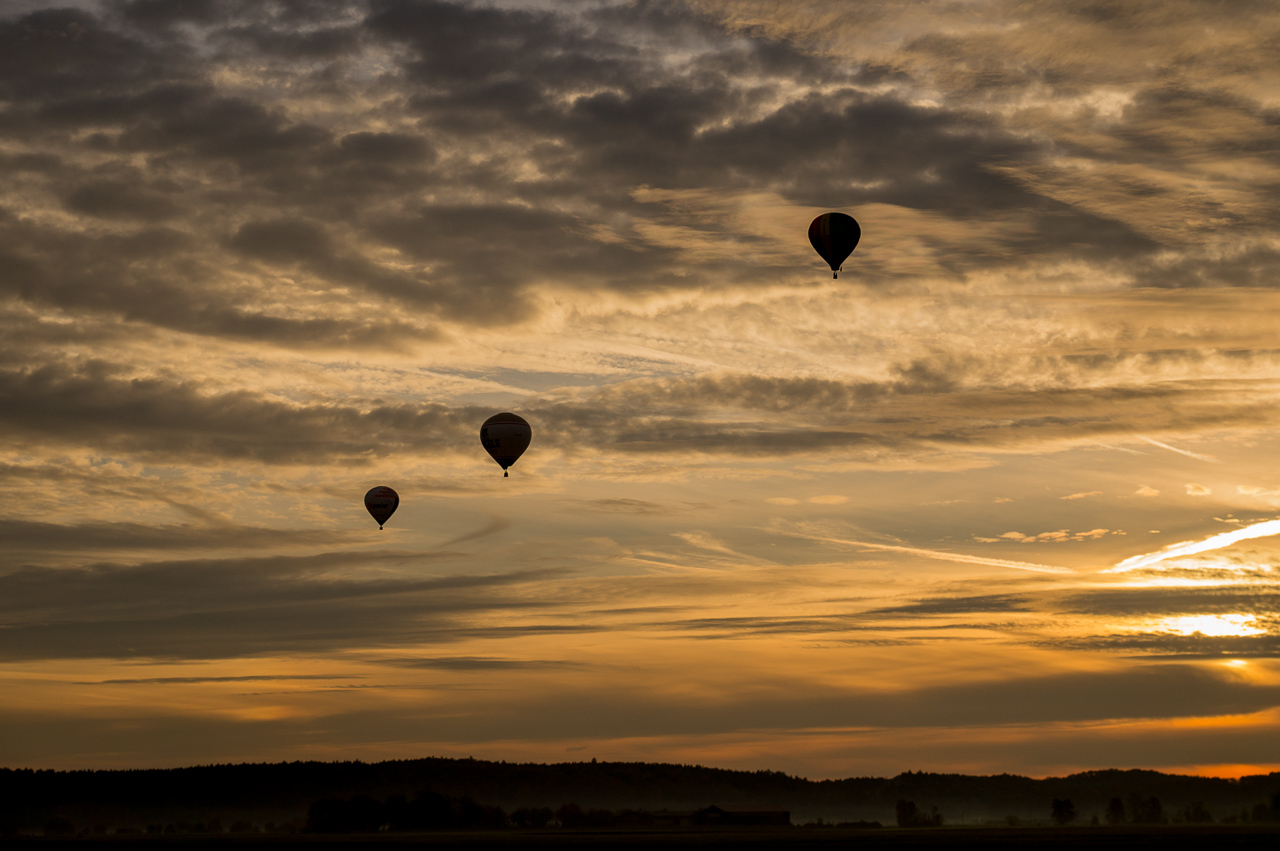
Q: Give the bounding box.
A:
[1154,614,1265,637]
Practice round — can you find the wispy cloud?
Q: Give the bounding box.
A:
[77,675,353,686]
[805,535,1074,574]
[1106,519,1280,573]
[1141,437,1218,463]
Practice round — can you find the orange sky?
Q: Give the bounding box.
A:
[1,0,1279,779]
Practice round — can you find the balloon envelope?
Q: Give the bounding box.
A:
[808,212,861,277]
[364,486,399,529]
[481,412,531,476]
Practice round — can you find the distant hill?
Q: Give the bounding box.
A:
[1,757,1278,835]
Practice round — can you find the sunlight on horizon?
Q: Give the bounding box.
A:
[1155,614,1266,638]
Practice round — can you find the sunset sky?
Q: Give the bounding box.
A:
[3,0,1280,780]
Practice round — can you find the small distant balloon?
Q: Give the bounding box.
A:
[808,212,861,278]
[480,412,531,477]
[364,486,399,530]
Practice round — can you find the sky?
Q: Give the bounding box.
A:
[2,0,1280,780]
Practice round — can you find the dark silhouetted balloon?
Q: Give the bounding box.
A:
[364,486,399,529]
[481,412,531,477]
[808,212,861,278]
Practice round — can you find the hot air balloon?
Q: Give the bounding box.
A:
[480,412,531,477]
[808,212,861,278]
[364,486,399,530]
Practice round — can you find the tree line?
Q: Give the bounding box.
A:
[3,759,1280,836]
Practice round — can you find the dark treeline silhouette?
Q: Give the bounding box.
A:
[1,758,1279,836]
[305,789,504,833]
[895,799,943,827]
[303,794,791,834]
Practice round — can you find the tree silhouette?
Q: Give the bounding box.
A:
[1050,798,1076,826]
[406,788,452,829]
[556,803,585,828]
[1105,797,1126,825]
[894,799,941,827]
[510,807,554,828]
[1127,794,1164,825]
[1180,802,1212,824]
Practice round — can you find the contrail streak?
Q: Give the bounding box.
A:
[1092,442,1146,455]
[1140,437,1217,462]
[809,535,1074,574]
[1106,518,1280,573]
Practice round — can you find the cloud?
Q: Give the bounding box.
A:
[0,519,353,557]
[866,594,1033,616]
[1062,586,1280,619]
[1238,485,1280,501]
[0,0,1175,361]
[1141,438,1218,463]
[803,534,1073,574]
[79,675,354,686]
[370,656,581,671]
[975,529,1110,544]
[201,663,1280,739]
[0,0,1276,481]
[0,552,566,661]
[1186,483,1212,496]
[1107,518,1280,573]
[0,360,483,464]
[435,515,512,548]
[1,0,1280,774]
[11,354,1270,469]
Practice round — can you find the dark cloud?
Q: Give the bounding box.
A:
[575,498,671,514]
[307,664,1280,740]
[1061,586,1280,618]
[1134,245,1280,289]
[435,515,512,548]
[0,518,354,555]
[0,214,431,348]
[0,8,181,104]
[1049,634,1280,659]
[64,177,182,221]
[0,550,565,661]
[867,594,1033,615]
[336,131,435,165]
[0,0,1170,354]
[120,0,228,29]
[228,218,333,263]
[370,656,580,671]
[3,349,1276,465]
[651,612,1012,638]
[0,360,473,463]
[80,674,353,685]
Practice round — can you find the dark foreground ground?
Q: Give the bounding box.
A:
[9,826,1280,850]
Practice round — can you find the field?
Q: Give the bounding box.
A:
[18,826,1280,849]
